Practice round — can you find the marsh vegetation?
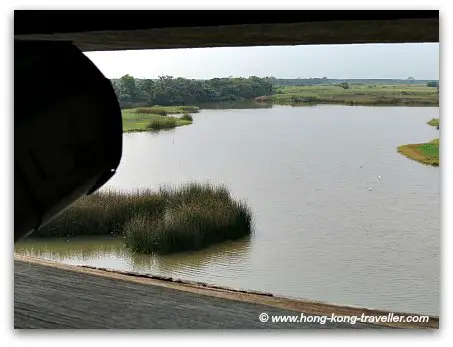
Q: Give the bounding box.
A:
[34,183,253,254]
[121,106,197,132]
[256,84,438,106]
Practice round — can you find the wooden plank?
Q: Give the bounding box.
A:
[14,256,437,329]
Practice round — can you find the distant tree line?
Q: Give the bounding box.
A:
[111,75,274,108]
[110,75,440,108]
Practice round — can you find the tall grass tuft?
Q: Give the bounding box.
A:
[124,183,252,254]
[33,183,253,254]
[35,190,167,237]
[135,107,168,116]
[179,106,199,113]
[146,118,177,130]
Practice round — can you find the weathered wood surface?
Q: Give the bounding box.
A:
[15,18,439,52]
[14,257,436,329]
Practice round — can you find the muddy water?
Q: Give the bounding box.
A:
[16,105,440,315]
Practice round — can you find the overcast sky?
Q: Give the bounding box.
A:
[85,43,439,80]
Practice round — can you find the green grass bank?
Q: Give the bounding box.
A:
[398,138,439,166]
[257,84,439,106]
[122,105,198,132]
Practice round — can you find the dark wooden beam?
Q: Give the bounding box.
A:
[14,11,439,52]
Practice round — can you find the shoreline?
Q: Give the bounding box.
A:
[397,141,440,167]
[123,122,191,133]
[268,101,439,107]
[257,84,438,107]
[255,98,438,108]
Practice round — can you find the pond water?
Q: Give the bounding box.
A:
[16,104,440,315]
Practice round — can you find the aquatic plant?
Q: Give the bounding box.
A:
[34,183,253,254]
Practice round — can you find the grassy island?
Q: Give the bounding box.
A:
[397,115,440,166]
[427,118,440,129]
[398,138,439,166]
[122,106,198,132]
[32,183,253,254]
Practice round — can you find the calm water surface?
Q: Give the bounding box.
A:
[16,105,440,315]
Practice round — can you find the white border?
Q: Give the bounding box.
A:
[3,1,449,346]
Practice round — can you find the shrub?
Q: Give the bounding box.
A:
[135,107,168,116]
[290,95,320,103]
[146,118,177,130]
[180,106,199,113]
[180,113,193,121]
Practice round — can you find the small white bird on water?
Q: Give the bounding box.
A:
[368,187,373,191]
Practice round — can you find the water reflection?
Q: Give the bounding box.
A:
[16,235,252,278]
[15,236,126,261]
[131,235,252,273]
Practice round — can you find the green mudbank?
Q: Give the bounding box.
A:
[427,118,439,129]
[257,84,439,106]
[121,106,197,132]
[397,117,440,166]
[33,183,253,254]
[398,138,439,167]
